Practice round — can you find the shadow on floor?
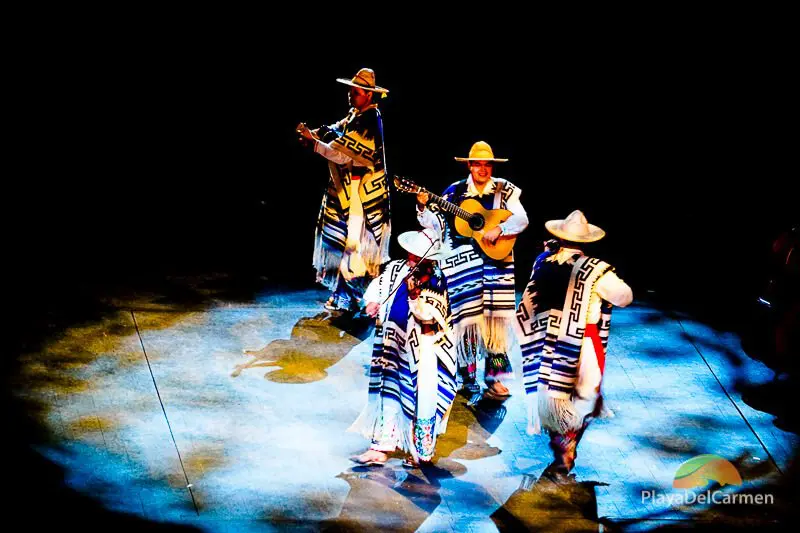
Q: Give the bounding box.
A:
[233,311,373,383]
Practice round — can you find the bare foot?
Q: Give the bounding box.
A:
[353,449,388,465]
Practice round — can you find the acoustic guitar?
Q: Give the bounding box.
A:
[394,176,516,260]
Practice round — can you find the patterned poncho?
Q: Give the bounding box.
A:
[349,260,458,460]
[421,178,521,356]
[313,104,391,287]
[515,253,613,434]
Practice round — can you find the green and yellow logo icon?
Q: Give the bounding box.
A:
[673,454,742,489]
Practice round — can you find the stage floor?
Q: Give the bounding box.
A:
[12,276,797,531]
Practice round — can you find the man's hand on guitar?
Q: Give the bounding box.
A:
[482,226,503,245]
[394,176,517,260]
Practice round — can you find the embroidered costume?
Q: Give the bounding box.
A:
[417,142,528,401]
[309,69,391,311]
[350,230,458,463]
[515,210,632,477]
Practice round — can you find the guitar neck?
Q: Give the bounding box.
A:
[425,191,473,222]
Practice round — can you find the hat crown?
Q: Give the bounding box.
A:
[398,228,441,259]
[468,141,495,160]
[454,140,508,162]
[418,228,440,252]
[351,68,376,89]
[545,209,606,242]
[562,210,591,236]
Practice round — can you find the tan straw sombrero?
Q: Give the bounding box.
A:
[336,68,389,94]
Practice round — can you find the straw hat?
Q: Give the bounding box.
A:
[454,141,508,162]
[545,210,606,243]
[336,68,389,94]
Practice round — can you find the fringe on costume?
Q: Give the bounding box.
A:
[313,219,390,288]
[481,315,513,355]
[347,397,382,442]
[453,316,513,365]
[539,392,582,435]
[455,323,484,368]
[527,388,607,436]
[378,220,392,263]
[312,237,342,290]
[359,218,391,278]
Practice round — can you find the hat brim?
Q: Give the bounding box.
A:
[454,157,509,162]
[398,232,442,260]
[335,78,389,94]
[545,220,606,243]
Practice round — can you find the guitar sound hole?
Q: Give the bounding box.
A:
[469,214,486,231]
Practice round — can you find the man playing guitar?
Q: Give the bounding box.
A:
[416,141,529,405]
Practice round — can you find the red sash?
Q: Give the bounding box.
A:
[584,323,605,375]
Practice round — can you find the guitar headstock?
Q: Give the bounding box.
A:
[393,176,424,195]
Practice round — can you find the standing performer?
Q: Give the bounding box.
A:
[516,210,632,481]
[297,68,391,312]
[349,228,458,467]
[416,141,528,404]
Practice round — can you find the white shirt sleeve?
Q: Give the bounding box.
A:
[313,140,367,167]
[314,140,350,165]
[498,186,529,236]
[595,270,633,307]
[416,205,443,236]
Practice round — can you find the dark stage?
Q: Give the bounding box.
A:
[8,40,797,531]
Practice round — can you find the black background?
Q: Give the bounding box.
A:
[5,21,796,530]
[16,33,794,314]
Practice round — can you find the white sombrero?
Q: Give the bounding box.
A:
[545,210,606,243]
[397,228,442,260]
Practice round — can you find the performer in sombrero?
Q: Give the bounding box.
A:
[516,210,633,481]
[297,68,391,312]
[349,228,458,467]
[416,141,528,404]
